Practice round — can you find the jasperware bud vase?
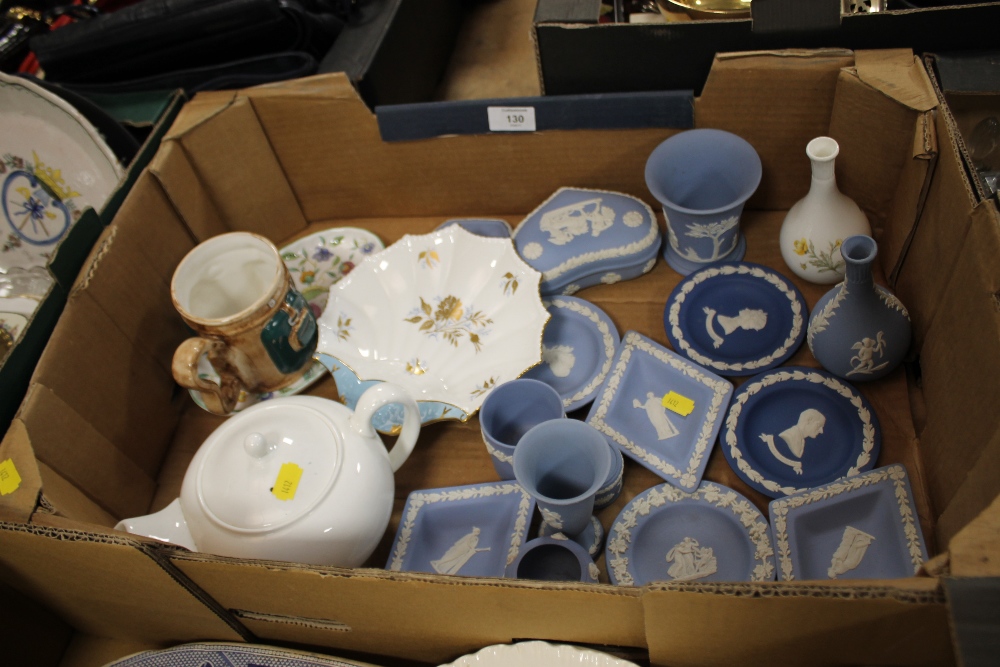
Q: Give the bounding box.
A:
[779,136,871,285]
[807,235,912,381]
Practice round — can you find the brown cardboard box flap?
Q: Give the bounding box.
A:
[0,419,41,523]
[853,50,937,113]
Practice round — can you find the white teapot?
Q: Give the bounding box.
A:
[116,384,420,566]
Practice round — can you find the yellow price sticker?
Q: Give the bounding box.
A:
[0,458,22,496]
[271,462,303,502]
[661,391,695,417]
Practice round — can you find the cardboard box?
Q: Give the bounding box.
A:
[534,0,1000,96]
[1,49,998,667]
[0,90,186,434]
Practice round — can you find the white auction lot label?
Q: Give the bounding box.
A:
[487,106,537,132]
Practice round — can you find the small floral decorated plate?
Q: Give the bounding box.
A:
[317,225,548,430]
[0,73,123,272]
[189,227,384,414]
[769,464,928,581]
[663,262,807,376]
[441,641,639,667]
[386,481,535,578]
[721,366,881,499]
[523,295,620,412]
[605,481,775,586]
[585,331,733,491]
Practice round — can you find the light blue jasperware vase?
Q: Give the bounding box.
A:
[807,235,911,381]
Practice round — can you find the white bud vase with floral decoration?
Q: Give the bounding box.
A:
[779,136,871,285]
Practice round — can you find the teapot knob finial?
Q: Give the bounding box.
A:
[244,432,274,459]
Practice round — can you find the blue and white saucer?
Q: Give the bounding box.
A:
[664,262,806,376]
[605,481,775,586]
[523,296,619,412]
[769,464,928,581]
[586,331,733,491]
[104,642,371,667]
[386,481,535,578]
[721,366,881,499]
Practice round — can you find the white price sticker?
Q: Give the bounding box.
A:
[487,106,536,132]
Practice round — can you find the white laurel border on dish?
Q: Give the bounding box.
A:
[724,369,877,497]
[589,331,731,490]
[389,483,532,571]
[605,482,775,587]
[769,465,924,581]
[548,296,618,408]
[667,264,804,373]
[512,187,660,284]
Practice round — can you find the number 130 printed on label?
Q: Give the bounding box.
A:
[487,106,537,132]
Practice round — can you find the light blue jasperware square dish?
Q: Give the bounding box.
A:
[586,330,733,491]
[768,464,928,581]
[386,481,535,578]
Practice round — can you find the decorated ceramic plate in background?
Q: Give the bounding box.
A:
[0,72,123,272]
[104,642,379,667]
[605,481,775,586]
[189,227,384,414]
[523,295,619,412]
[664,262,806,376]
[721,366,881,499]
[769,464,927,581]
[441,641,639,667]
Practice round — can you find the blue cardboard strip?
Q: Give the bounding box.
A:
[374,90,693,142]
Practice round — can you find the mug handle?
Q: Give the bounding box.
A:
[279,301,311,352]
[172,337,243,415]
[349,382,421,472]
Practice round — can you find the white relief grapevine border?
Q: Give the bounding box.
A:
[511,187,661,283]
[605,482,775,587]
[723,369,877,497]
[388,483,533,572]
[667,264,804,373]
[769,465,925,581]
[589,331,731,490]
[548,296,618,408]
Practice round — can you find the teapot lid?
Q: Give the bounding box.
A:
[196,401,343,533]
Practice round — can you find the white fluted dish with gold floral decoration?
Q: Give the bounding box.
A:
[0,73,123,272]
[317,226,549,433]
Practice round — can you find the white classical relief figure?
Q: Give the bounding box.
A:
[758,408,826,475]
[633,392,679,441]
[542,344,576,378]
[847,331,889,377]
[539,198,616,245]
[430,527,491,575]
[666,537,717,581]
[828,526,876,578]
[677,216,739,262]
[703,306,768,349]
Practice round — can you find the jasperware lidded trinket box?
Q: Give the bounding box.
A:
[512,187,662,296]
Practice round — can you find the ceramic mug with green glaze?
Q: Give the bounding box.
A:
[171,231,318,415]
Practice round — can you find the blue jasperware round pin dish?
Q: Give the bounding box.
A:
[664,262,807,376]
[605,481,775,586]
[721,366,881,499]
[523,295,620,412]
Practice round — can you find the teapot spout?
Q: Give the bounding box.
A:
[115,498,197,551]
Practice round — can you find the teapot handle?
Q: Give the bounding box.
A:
[349,383,420,472]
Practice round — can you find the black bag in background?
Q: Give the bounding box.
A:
[30,0,348,86]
